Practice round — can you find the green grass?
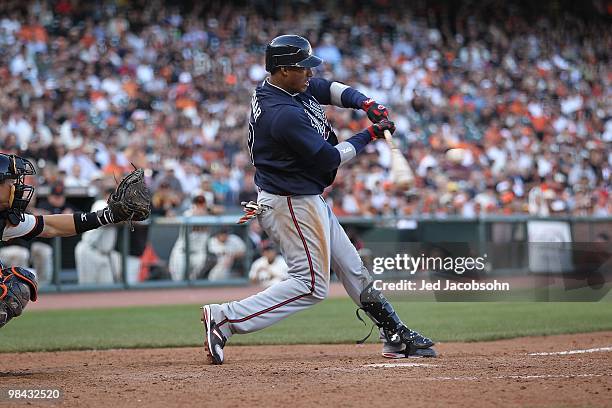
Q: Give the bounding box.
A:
[1,299,612,353]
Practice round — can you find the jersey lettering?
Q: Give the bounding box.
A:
[248,122,255,165]
[248,90,262,165]
[304,109,327,137]
[301,98,330,140]
[251,91,262,123]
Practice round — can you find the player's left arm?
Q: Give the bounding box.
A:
[307,78,388,123]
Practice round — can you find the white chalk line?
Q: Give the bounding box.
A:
[326,366,611,381]
[423,373,611,381]
[528,346,612,356]
[323,362,435,372]
[324,346,612,378]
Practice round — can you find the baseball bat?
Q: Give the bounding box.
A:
[383,129,414,187]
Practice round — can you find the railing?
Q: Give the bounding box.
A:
[24,215,611,292]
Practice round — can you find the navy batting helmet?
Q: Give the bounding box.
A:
[265,35,322,72]
[0,153,36,224]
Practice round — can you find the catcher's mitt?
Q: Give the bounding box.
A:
[108,167,151,226]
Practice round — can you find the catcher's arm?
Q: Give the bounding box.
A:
[38,168,151,237]
[39,214,78,237]
[5,209,110,239]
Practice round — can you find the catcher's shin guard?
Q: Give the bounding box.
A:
[0,266,38,329]
[358,282,434,350]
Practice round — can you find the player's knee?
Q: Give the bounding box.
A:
[311,289,328,302]
[311,279,329,301]
[291,271,328,301]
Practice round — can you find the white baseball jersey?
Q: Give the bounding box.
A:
[248,255,289,287]
[1,214,44,242]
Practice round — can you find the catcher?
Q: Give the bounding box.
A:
[0,153,151,328]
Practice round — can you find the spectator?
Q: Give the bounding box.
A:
[57,145,99,185]
[102,152,130,177]
[248,241,289,288]
[38,182,77,215]
[0,0,608,218]
[206,229,246,281]
[151,181,182,216]
[74,188,121,284]
[168,192,213,281]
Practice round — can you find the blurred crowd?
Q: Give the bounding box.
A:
[0,0,610,218]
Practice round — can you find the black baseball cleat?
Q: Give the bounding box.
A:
[381,326,436,358]
[383,326,435,349]
[383,345,437,359]
[201,305,227,365]
[397,326,435,349]
[411,347,437,357]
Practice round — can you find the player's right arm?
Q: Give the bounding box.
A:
[307,78,389,123]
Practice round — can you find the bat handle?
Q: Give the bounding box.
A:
[383,129,396,148]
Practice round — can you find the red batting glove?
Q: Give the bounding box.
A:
[362,99,389,123]
[367,119,396,141]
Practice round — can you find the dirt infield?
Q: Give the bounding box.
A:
[1,332,611,407]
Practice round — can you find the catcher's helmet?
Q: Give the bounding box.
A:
[0,153,36,224]
[265,34,322,72]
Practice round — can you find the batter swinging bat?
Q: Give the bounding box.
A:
[383,129,414,188]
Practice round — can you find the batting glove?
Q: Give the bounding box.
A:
[237,201,267,224]
[367,119,396,141]
[362,99,389,123]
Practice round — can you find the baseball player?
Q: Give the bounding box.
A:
[75,188,121,284]
[202,35,435,364]
[0,153,150,328]
[248,241,289,288]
